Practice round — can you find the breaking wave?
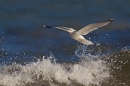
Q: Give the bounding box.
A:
[0,57,110,86]
[0,45,114,86]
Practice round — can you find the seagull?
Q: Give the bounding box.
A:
[43,19,113,45]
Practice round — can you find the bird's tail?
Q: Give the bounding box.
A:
[82,39,93,45]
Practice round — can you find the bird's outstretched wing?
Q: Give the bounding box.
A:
[76,19,113,36]
[43,25,70,32]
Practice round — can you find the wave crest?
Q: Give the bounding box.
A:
[0,55,110,86]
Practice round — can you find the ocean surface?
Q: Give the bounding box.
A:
[0,0,130,86]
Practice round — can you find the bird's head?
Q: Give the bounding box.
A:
[68,28,76,33]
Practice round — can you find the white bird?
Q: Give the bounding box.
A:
[43,19,113,45]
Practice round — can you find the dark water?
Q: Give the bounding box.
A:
[0,0,130,86]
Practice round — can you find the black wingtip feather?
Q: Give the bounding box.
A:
[43,25,52,28]
[109,19,114,22]
[97,19,114,23]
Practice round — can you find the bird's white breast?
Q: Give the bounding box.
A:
[69,32,82,40]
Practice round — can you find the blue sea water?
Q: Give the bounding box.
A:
[0,0,130,86]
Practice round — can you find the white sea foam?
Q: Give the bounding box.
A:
[0,54,110,86]
[0,44,111,86]
[121,46,130,52]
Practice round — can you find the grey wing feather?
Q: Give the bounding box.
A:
[76,19,113,35]
[55,26,69,29]
[55,26,70,32]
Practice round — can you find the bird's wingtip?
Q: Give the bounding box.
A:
[43,25,52,28]
[109,19,114,22]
